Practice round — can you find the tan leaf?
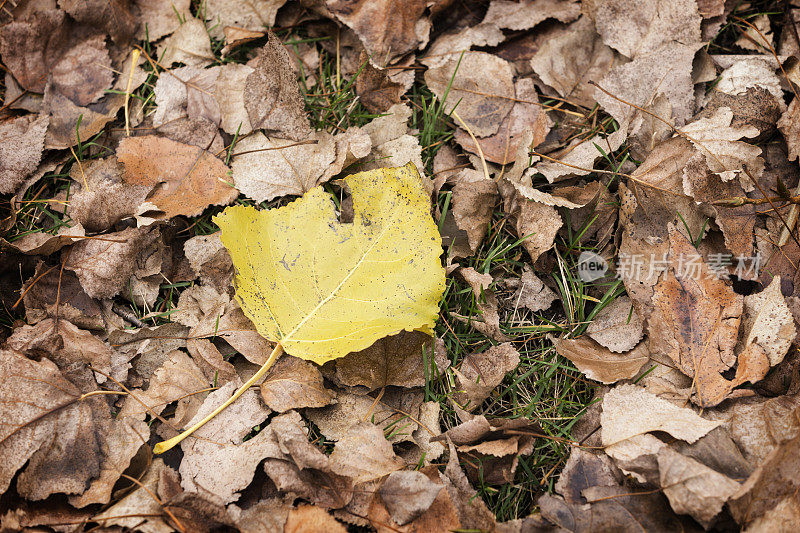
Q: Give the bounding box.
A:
[0,114,49,194]
[422,23,505,69]
[231,131,336,203]
[178,380,273,504]
[556,336,649,384]
[152,66,220,127]
[584,0,701,59]
[285,505,347,533]
[454,343,520,411]
[117,135,238,221]
[442,439,497,530]
[734,13,773,52]
[327,0,431,67]
[586,297,644,353]
[260,355,335,412]
[529,16,617,108]
[331,422,405,483]
[455,268,510,341]
[713,57,785,107]
[157,18,214,68]
[511,265,558,312]
[451,178,497,252]
[21,264,102,330]
[135,0,192,40]
[202,0,286,39]
[737,276,796,372]
[215,63,254,134]
[355,50,406,112]
[656,446,741,528]
[244,31,311,140]
[424,51,515,138]
[482,0,580,30]
[648,226,744,407]
[183,232,234,293]
[379,470,444,526]
[453,78,550,164]
[601,384,722,451]
[306,389,423,445]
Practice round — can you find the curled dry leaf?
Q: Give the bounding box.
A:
[355,50,406,112]
[453,342,520,411]
[455,267,510,342]
[778,97,800,161]
[556,336,649,384]
[511,264,558,312]
[117,135,238,221]
[156,18,214,68]
[202,0,287,39]
[330,422,406,483]
[482,0,581,31]
[451,177,498,253]
[134,0,192,40]
[22,264,103,330]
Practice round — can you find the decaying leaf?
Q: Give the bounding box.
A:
[0,114,49,194]
[483,0,580,31]
[586,297,644,353]
[453,342,520,410]
[455,268,510,342]
[157,18,214,68]
[556,336,649,384]
[259,355,335,412]
[117,135,238,221]
[216,163,445,363]
[379,470,444,525]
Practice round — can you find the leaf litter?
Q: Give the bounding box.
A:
[2,0,800,531]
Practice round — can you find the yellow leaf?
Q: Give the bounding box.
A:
[153,163,444,454]
[214,163,445,364]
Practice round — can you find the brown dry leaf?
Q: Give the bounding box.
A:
[584,0,701,59]
[454,78,550,165]
[442,439,498,530]
[533,128,627,183]
[231,131,336,202]
[93,459,176,532]
[586,296,643,353]
[379,470,444,526]
[215,63,255,135]
[424,51,515,138]
[728,433,800,529]
[50,34,113,106]
[244,31,311,140]
[330,421,406,483]
[335,330,449,390]
[438,417,541,485]
[422,23,506,70]
[43,86,125,150]
[455,267,510,342]
[712,57,785,108]
[0,348,147,504]
[497,182,563,262]
[0,501,92,533]
[59,0,136,44]
[178,380,272,504]
[656,445,741,528]
[134,0,192,40]
[736,276,796,376]
[183,232,234,293]
[401,401,446,467]
[327,0,431,67]
[681,107,763,187]
[601,384,722,454]
[451,177,497,253]
[66,156,149,232]
[779,98,800,161]
[65,225,161,299]
[152,65,221,127]
[511,265,558,312]
[0,114,49,194]
[355,50,406,112]
[108,322,190,381]
[117,135,238,221]
[529,16,617,108]
[306,388,423,445]
[0,9,70,93]
[482,0,580,30]
[22,263,103,330]
[735,13,773,52]
[285,505,347,533]
[538,447,689,532]
[681,152,754,257]
[556,336,649,384]
[260,355,335,412]
[157,18,214,67]
[648,226,744,407]
[202,0,286,39]
[453,342,520,411]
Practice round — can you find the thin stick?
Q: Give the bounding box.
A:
[153,343,284,454]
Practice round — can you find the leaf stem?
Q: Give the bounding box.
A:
[153,342,284,454]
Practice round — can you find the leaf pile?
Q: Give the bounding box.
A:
[2,0,800,531]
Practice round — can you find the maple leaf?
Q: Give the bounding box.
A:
[154,163,444,453]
